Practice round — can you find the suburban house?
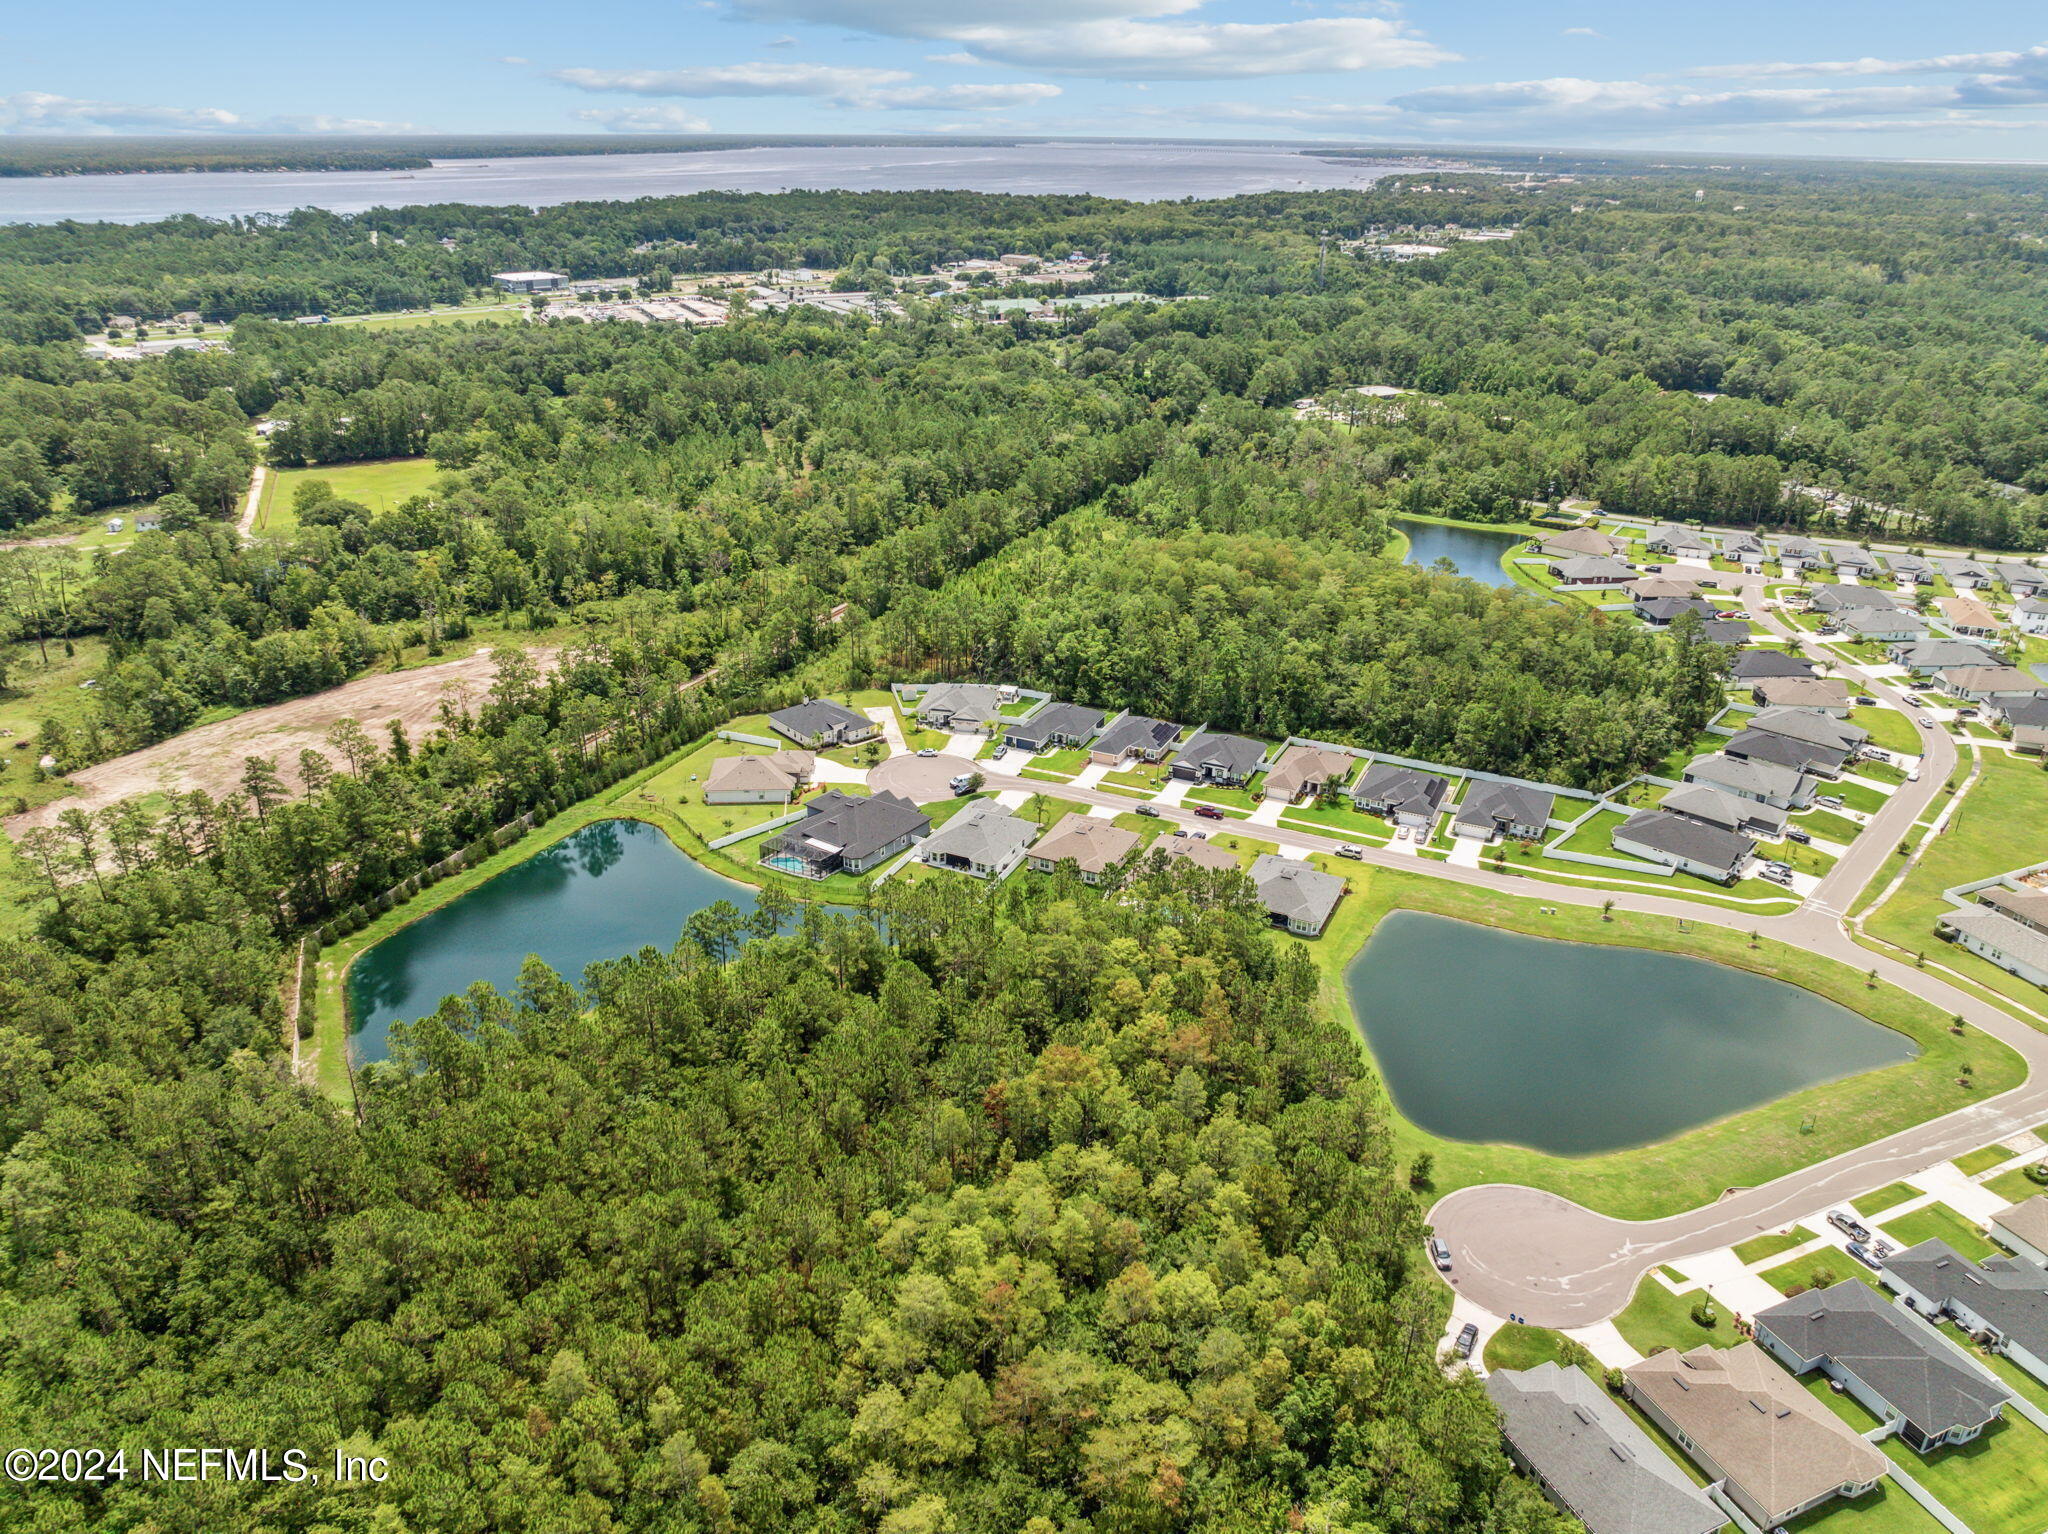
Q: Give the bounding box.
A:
[1148,837,1242,874]
[1659,782,1788,839]
[703,750,813,804]
[1683,751,1814,809]
[1629,575,1705,602]
[1248,854,1346,936]
[1485,1364,1727,1534]
[1991,1198,2048,1267]
[1888,638,2004,675]
[1352,763,1451,829]
[1979,884,2048,935]
[1749,676,1852,715]
[1693,618,1751,648]
[916,682,1008,734]
[1723,532,1769,570]
[1170,732,1269,785]
[1936,665,2045,705]
[1755,1280,2010,1454]
[1540,527,1628,560]
[1731,648,1817,682]
[1881,1241,2048,1386]
[1549,554,1637,587]
[1612,809,1752,882]
[1634,596,1719,627]
[761,790,928,879]
[1887,551,1935,585]
[1624,1343,1889,1531]
[1940,904,2048,987]
[768,698,880,750]
[1938,596,2003,639]
[1992,561,2046,597]
[1749,706,1868,753]
[1644,524,1715,561]
[1026,813,1140,884]
[916,801,1038,880]
[1089,715,1182,765]
[1837,608,1928,644]
[1830,545,1884,577]
[1004,702,1106,753]
[1938,557,1994,589]
[2015,598,2048,637]
[1452,781,1554,842]
[1725,727,1852,779]
[1262,745,1355,804]
[1809,583,1896,615]
[1995,696,2048,749]
[1774,536,1827,571]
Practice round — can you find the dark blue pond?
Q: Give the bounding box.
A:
[1397,518,1527,587]
[345,818,758,1062]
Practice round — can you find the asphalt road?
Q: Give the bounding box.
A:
[966,565,2048,1329]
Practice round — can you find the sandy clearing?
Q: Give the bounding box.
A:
[7,649,552,835]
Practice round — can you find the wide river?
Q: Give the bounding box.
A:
[1348,911,1915,1156]
[346,817,758,1063]
[0,143,1410,225]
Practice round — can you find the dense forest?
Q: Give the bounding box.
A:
[1,166,2046,1529]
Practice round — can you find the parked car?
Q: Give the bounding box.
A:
[1429,1237,1453,1272]
[1903,692,1925,705]
[1957,707,1980,719]
[1453,1323,1479,1359]
[1192,805,1226,820]
[991,745,1007,761]
[1855,695,1877,707]
[1828,1209,1870,1242]
[1761,866,1792,885]
[1787,828,1813,845]
[1848,1242,1883,1271]
[1337,844,1366,860]
[1817,794,1845,809]
[1134,804,1160,818]
[916,748,937,758]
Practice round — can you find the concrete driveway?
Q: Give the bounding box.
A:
[868,753,969,802]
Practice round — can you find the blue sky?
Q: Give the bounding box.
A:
[8,1,2048,159]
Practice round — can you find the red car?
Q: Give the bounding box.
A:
[1191,805,1226,820]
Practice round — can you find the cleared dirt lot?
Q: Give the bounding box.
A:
[7,650,549,835]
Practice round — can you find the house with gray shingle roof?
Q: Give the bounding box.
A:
[1755,1280,2010,1454]
[1881,1242,2048,1389]
[1170,731,1268,785]
[1991,1197,2048,1267]
[1940,905,2048,987]
[2017,598,2048,637]
[1486,1363,1727,1534]
[1992,561,2045,597]
[1750,706,1868,752]
[916,801,1038,880]
[769,698,879,749]
[1888,638,2004,675]
[916,682,1006,734]
[1980,884,2048,936]
[1644,524,1714,561]
[1624,1342,1889,1531]
[763,790,927,878]
[1248,854,1346,936]
[1887,551,1935,585]
[1550,554,1637,587]
[1351,763,1450,828]
[1004,701,1105,753]
[1938,665,2045,704]
[1684,750,1815,809]
[1089,715,1182,765]
[1659,782,1787,839]
[1773,536,1827,570]
[1938,557,1994,589]
[1731,648,1817,682]
[1837,608,1928,644]
[1612,810,1752,882]
[1809,583,1897,615]
[1723,729,1846,779]
[1452,781,1554,842]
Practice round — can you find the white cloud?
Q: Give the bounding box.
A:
[573,105,715,132]
[1688,44,2048,81]
[766,33,799,47]
[0,92,416,135]
[552,62,911,97]
[496,55,531,65]
[924,51,983,64]
[864,82,1062,107]
[1562,27,1600,38]
[731,0,1450,79]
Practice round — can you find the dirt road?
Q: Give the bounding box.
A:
[6,651,539,834]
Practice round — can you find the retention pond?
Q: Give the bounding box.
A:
[346,818,758,1064]
[1395,518,1527,587]
[1346,911,1916,1155]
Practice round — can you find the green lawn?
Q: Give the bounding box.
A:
[257,456,444,532]
[1981,1166,2047,1205]
[1182,782,1262,817]
[1953,1143,2017,1177]
[1761,1252,1882,1296]
[1734,1225,1817,1265]
[1021,747,1088,777]
[1967,1337,2048,1415]
[1756,835,1837,877]
[1481,1324,1581,1374]
[1277,799,1394,844]
[1858,752,2048,1010]
[1015,794,1094,833]
[1880,1203,1996,1261]
[1854,760,1910,787]
[1295,863,2022,1220]
[1876,1415,2048,1534]
[1101,763,1171,794]
[1785,1484,1950,1534]
[1795,807,1866,844]
[1854,1182,1921,1218]
[1612,1276,1738,1357]
[1207,831,1278,868]
[1828,781,1892,816]
[339,307,519,331]
[635,738,812,842]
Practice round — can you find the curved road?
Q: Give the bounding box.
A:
[962,565,2045,1329]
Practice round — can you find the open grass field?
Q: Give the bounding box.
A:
[1293,862,2020,1220]
[1880,1202,1996,1261]
[1858,751,2048,1011]
[633,736,812,843]
[256,456,444,532]
[1733,1225,1816,1265]
[337,307,520,331]
[1854,1182,1921,1218]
